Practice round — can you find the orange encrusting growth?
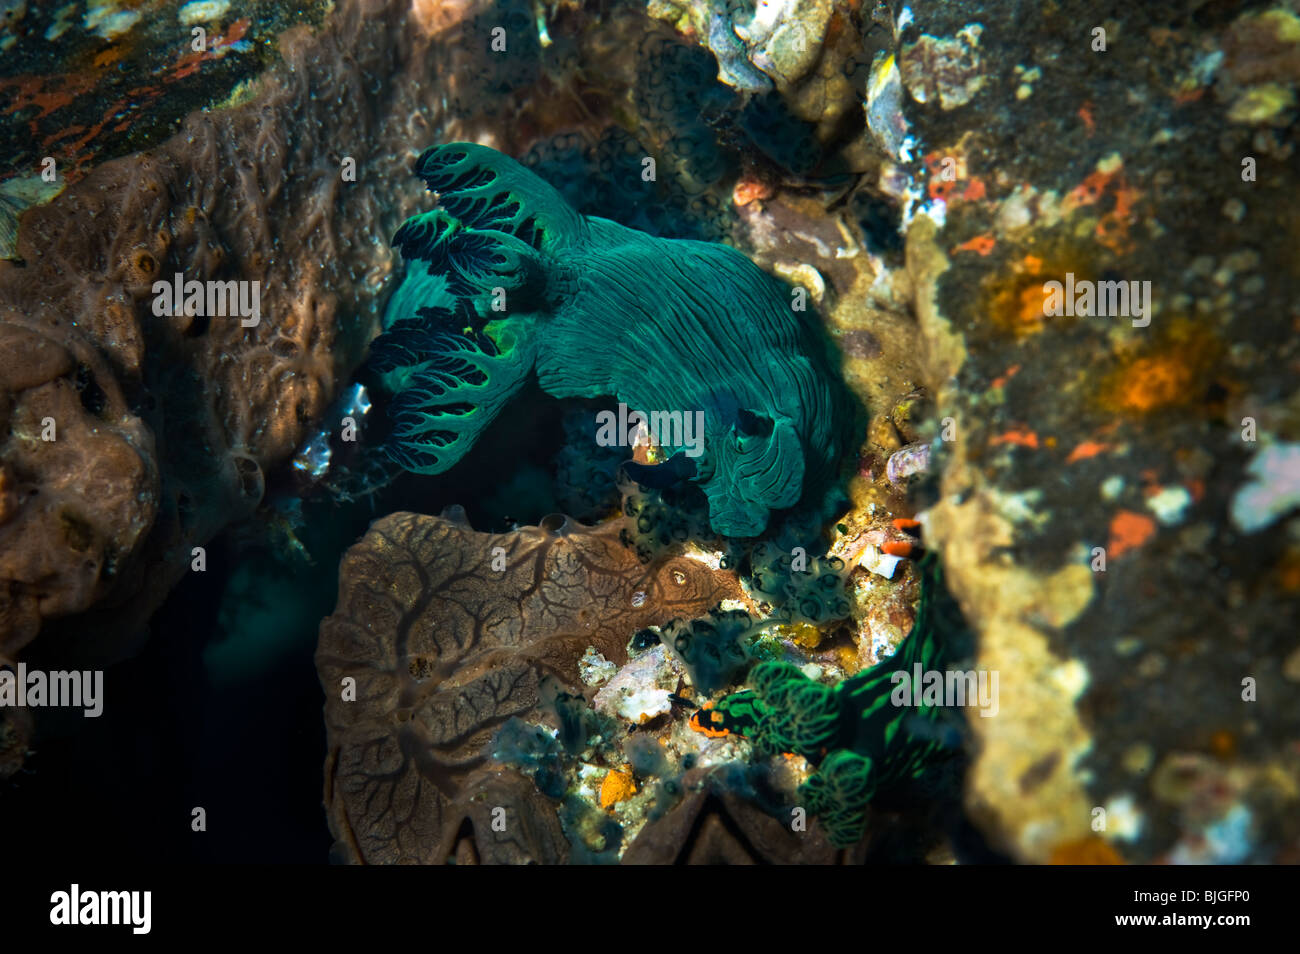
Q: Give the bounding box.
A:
[1108,510,1157,558]
[1049,837,1125,864]
[599,766,637,810]
[1095,319,1223,417]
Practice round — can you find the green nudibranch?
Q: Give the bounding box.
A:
[371,142,853,537]
[705,553,969,846]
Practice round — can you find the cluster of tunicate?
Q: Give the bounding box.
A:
[738,92,827,178]
[745,539,851,624]
[552,406,624,521]
[661,606,755,692]
[633,36,735,193]
[522,127,728,241]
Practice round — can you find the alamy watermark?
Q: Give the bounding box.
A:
[595,402,705,458]
[0,663,103,717]
[1042,272,1151,328]
[152,273,261,327]
[50,884,150,934]
[890,664,999,717]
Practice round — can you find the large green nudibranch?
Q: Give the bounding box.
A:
[371,142,853,537]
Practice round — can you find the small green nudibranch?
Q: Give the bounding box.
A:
[708,553,970,846]
[372,142,853,537]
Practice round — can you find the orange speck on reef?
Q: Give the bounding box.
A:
[600,767,637,810]
[1210,730,1236,760]
[961,178,987,201]
[1109,510,1156,558]
[882,540,915,557]
[733,176,774,207]
[991,363,1022,389]
[1096,182,1140,253]
[990,429,1040,449]
[1064,167,1113,213]
[892,517,921,531]
[1277,552,1300,592]
[1066,441,1111,463]
[955,233,996,255]
[1077,102,1096,135]
[1049,838,1125,865]
[93,47,127,70]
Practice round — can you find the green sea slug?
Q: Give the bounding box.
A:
[702,553,971,846]
[370,142,852,537]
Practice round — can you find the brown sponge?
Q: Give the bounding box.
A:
[316,508,739,864]
[0,0,493,666]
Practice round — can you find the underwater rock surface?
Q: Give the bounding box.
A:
[0,0,1294,871]
[900,0,1300,863]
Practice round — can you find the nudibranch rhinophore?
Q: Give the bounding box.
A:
[371,142,853,537]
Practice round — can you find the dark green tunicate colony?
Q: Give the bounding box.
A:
[738,92,826,178]
[619,482,723,563]
[455,0,540,111]
[374,141,854,537]
[560,795,624,864]
[553,406,624,521]
[662,606,754,693]
[541,676,600,757]
[492,718,567,800]
[524,127,729,241]
[708,554,970,846]
[746,540,852,625]
[634,36,734,193]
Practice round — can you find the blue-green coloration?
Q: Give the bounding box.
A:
[709,553,967,846]
[374,141,852,537]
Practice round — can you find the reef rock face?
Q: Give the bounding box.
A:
[316,509,739,864]
[900,0,1300,862]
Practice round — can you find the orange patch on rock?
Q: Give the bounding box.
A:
[733,176,774,207]
[1097,320,1223,417]
[1049,838,1125,865]
[961,178,987,201]
[1109,510,1156,558]
[955,233,996,255]
[1066,440,1111,463]
[1109,355,1192,413]
[600,767,637,810]
[990,429,1040,449]
[991,363,1022,389]
[983,252,1096,339]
